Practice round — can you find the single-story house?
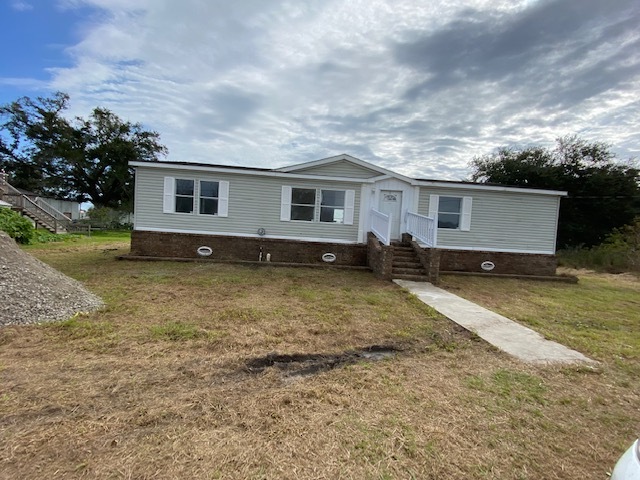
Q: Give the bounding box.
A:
[128,154,567,279]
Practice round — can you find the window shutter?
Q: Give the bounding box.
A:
[428,194,439,219]
[461,196,472,231]
[344,190,355,225]
[163,177,175,213]
[280,186,292,221]
[218,180,229,217]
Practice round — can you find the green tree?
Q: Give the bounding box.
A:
[0,92,167,209]
[470,136,640,248]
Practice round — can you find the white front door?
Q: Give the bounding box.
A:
[379,190,402,240]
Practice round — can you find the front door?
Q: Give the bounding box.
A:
[379,190,402,240]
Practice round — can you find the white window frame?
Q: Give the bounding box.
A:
[163,177,229,217]
[428,194,472,231]
[290,187,317,222]
[320,189,347,224]
[175,178,195,214]
[281,186,355,225]
[199,180,220,216]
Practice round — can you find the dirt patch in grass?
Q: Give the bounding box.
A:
[0,240,638,479]
[245,344,402,378]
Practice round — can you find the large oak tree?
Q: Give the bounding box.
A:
[0,92,167,209]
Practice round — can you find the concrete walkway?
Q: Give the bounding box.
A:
[394,280,594,365]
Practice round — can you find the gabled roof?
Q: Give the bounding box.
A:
[280,153,418,184]
[275,153,395,175]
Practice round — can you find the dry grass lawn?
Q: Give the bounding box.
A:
[1,237,639,479]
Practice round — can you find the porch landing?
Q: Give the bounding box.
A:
[394,280,595,365]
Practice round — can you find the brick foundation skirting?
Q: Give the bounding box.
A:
[438,249,557,276]
[129,231,558,277]
[130,230,368,266]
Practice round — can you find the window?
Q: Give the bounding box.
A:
[175,179,194,213]
[281,186,355,225]
[438,196,462,229]
[291,188,316,221]
[320,190,345,223]
[163,177,229,217]
[199,180,219,215]
[428,194,472,231]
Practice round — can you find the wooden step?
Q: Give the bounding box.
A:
[20,210,58,233]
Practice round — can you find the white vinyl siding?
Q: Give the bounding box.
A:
[136,167,360,242]
[419,187,559,253]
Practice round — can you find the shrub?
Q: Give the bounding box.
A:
[603,218,640,271]
[558,217,640,273]
[0,208,35,244]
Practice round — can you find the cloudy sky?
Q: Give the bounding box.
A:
[1,0,639,180]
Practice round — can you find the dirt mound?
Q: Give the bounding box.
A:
[0,232,103,326]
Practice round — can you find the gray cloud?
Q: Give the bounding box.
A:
[26,0,637,178]
[394,0,640,104]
